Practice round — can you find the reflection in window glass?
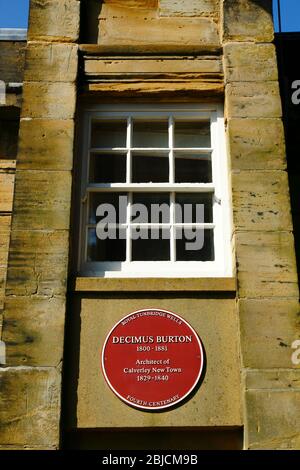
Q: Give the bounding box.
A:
[132,152,169,183]
[175,152,212,183]
[176,229,214,261]
[87,228,126,262]
[132,228,170,261]
[174,121,211,148]
[132,120,168,148]
[91,120,127,148]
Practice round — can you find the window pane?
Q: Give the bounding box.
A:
[132,228,170,261]
[176,228,214,261]
[89,152,126,183]
[87,228,126,262]
[132,152,169,183]
[89,193,127,224]
[132,193,170,224]
[174,121,211,148]
[132,120,168,148]
[175,152,212,183]
[175,193,213,224]
[91,120,127,148]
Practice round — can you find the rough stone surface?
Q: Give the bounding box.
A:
[72,297,241,428]
[0,42,26,84]
[17,119,74,170]
[11,170,72,230]
[226,82,282,118]
[223,0,274,43]
[21,82,76,120]
[24,43,78,83]
[98,3,220,47]
[159,0,219,17]
[239,299,300,369]
[0,367,61,448]
[232,170,293,231]
[235,231,299,299]
[223,42,278,82]
[244,376,300,449]
[3,296,66,367]
[227,119,286,170]
[28,0,80,42]
[6,230,69,297]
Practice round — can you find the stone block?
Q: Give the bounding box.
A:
[11,170,72,230]
[159,0,219,17]
[236,231,299,298]
[3,296,66,366]
[84,56,222,76]
[21,82,76,120]
[28,0,80,42]
[226,82,282,118]
[232,170,292,231]
[0,173,14,213]
[239,298,300,368]
[24,43,78,83]
[244,380,300,449]
[17,119,74,170]
[72,297,242,428]
[5,230,69,297]
[223,0,274,43]
[227,118,286,170]
[0,42,26,84]
[0,367,61,448]
[98,4,220,47]
[224,43,278,82]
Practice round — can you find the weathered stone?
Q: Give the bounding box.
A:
[224,43,278,82]
[159,0,219,17]
[0,367,61,448]
[0,216,11,309]
[239,299,300,369]
[74,277,236,292]
[24,43,78,83]
[84,56,222,76]
[98,4,220,47]
[5,230,69,297]
[0,173,14,213]
[21,82,76,120]
[235,231,299,299]
[227,118,286,170]
[86,80,224,97]
[244,385,300,449]
[28,0,80,42]
[232,170,292,231]
[244,369,300,391]
[223,0,274,43]
[0,42,26,84]
[3,296,66,366]
[226,82,282,118]
[11,170,72,230]
[17,119,74,170]
[73,297,241,428]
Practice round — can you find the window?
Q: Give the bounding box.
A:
[78,104,232,277]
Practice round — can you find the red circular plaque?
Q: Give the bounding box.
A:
[101,309,204,410]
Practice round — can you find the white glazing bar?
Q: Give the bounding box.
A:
[170,191,176,262]
[126,116,132,184]
[169,115,175,184]
[126,192,132,263]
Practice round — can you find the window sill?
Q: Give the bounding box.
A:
[72,277,236,293]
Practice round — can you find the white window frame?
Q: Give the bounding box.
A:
[78,104,233,278]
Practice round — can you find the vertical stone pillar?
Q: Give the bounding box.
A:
[0,0,80,449]
[223,0,300,449]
